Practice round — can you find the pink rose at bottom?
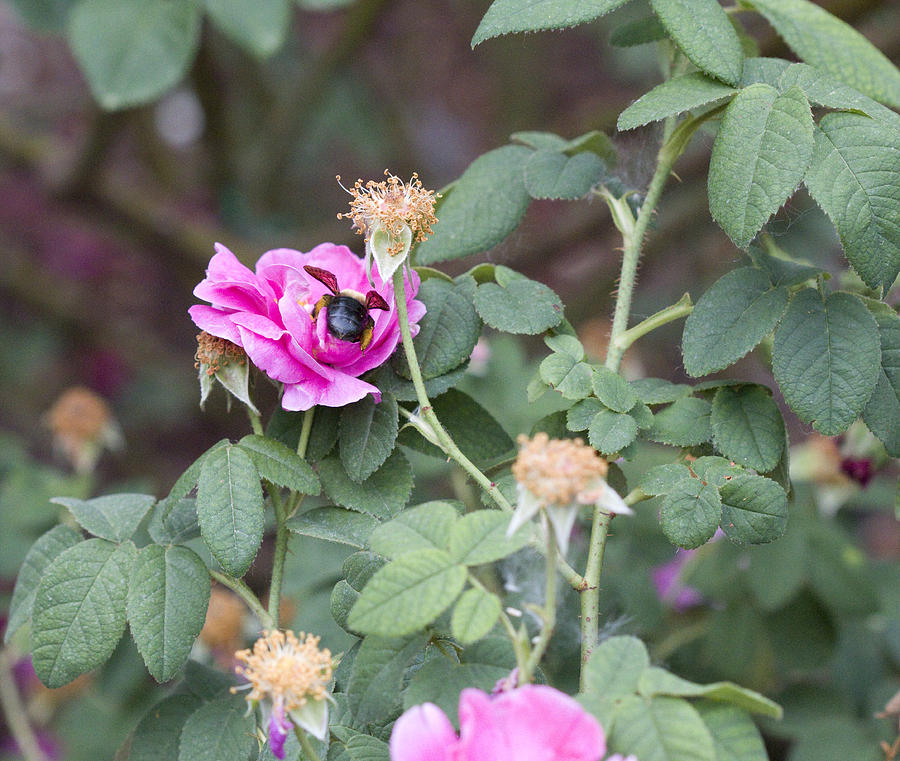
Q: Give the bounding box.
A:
[189,242,425,410]
[390,684,607,761]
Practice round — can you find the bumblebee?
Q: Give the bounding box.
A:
[303,265,389,351]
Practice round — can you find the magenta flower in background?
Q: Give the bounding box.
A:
[189,243,425,410]
[390,684,606,761]
[651,550,704,612]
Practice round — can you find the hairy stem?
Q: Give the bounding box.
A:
[0,647,50,761]
[247,407,264,436]
[579,509,612,690]
[209,570,274,629]
[611,293,693,354]
[269,407,317,625]
[294,726,324,761]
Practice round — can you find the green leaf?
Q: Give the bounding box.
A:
[649,0,743,85]
[127,544,211,682]
[589,409,639,455]
[739,56,790,87]
[609,15,667,47]
[318,450,413,521]
[51,493,155,543]
[682,267,790,376]
[68,0,201,110]
[237,434,320,495]
[719,473,787,544]
[567,398,605,432]
[523,150,606,200]
[474,266,563,335]
[399,389,515,465]
[591,367,638,412]
[695,702,770,761]
[863,310,900,456]
[177,694,257,761]
[32,539,135,687]
[708,84,814,248]
[130,694,202,761]
[348,634,428,725]
[746,244,821,288]
[773,289,881,435]
[451,587,502,644]
[447,510,532,565]
[563,130,617,164]
[367,501,460,558]
[148,498,200,545]
[630,377,692,404]
[471,0,631,47]
[638,667,782,717]
[777,63,900,131]
[511,131,567,151]
[660,480,722,549]
[403,638,517,724]
[392,279,481,378]
[610,695,716,761]
[582,635,649,698]
[803,112,900,290]
[339,394,399,483]
[6,525,83,644]
[183,659,236,699]
[345,734,390,761]
[196,444,264,577]
[646,397,711,447]
[160,439,229,518]
[203,0,289,57]
[286,507,378,549]
[746,0,900,108]
[691,456,744,487]
[639,463,693,496]
[710,385,785,471]
[415,146,532,263]
[347,548,467,636]
[539,338,593,400]
[618,73,736,131]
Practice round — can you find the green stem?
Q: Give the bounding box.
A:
[612,293,693,355]
[605,155,675,372]
[579,509,612,691]
[523,519,557,683]
[297,406,316,458]
[392,267,513,513]
[247,407,264,436]
[209,569,274,629]
[270,407,316,623]
[0,647,50,761]
[293,726,324,761]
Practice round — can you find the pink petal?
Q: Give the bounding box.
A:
[458,686,605,761]
[188,305,243,345]
[389,703,458,761]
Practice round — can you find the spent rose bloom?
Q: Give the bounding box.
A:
[390,684,606,761]
[189,242,425,410]
[232,630,334,759]
[508,434,632,555]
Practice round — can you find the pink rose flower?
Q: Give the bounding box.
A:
[189,243,425,410]
[390,685,606,761]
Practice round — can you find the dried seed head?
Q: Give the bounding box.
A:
[232,630,333,712]
[44,386,122,473]
[337,170,439,256]
[195,331,247,375]
[512,433,609,507]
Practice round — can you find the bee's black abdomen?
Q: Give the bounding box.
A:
[326,295,368,342]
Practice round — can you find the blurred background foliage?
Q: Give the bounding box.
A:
[0,0,898,759]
